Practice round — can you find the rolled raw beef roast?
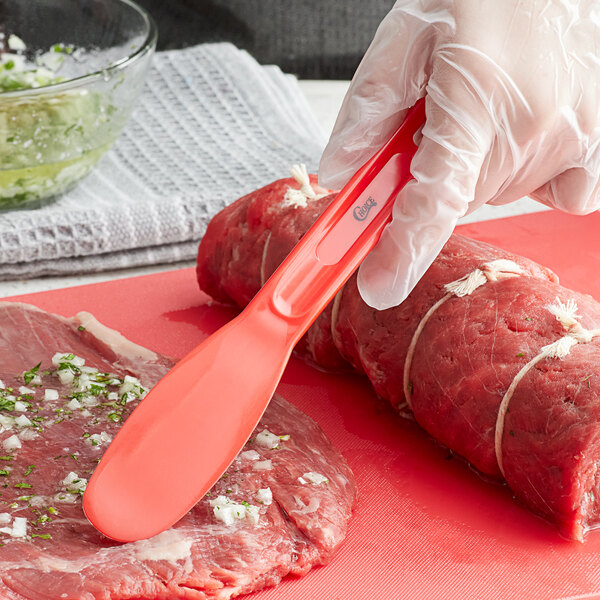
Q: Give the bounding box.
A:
[197,167,600,541]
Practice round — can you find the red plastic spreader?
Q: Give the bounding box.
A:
[82,100,426,542]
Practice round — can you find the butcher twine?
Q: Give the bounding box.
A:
[402,259,525,410]
[494,298,600,475]
[282,164,321,208]
[260,164,328,286]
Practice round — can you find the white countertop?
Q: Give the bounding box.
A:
[0,80,548,298]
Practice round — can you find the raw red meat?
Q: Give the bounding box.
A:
[0,302,356,599]
[196,172,600,541]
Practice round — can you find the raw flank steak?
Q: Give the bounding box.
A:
[196,166,600,541]
[0,302,357,599]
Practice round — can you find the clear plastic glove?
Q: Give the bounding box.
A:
[319,0,600,310]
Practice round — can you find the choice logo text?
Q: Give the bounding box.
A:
[353,196,377,221]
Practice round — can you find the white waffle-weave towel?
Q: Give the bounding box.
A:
[0,43,326,279]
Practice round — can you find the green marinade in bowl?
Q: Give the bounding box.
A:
[0,0,157,210]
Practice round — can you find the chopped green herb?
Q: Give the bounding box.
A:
[82,432,91,438]
[78,325,86,331]
[23,363,41,385]
[0,470,10,477]
[516,352,524,358]
[70,454,78,461]
[58,361,80,374]
[0,456,13,461]
[47,507,58,515]
[525,317,533,321]
[24,465,35,477]
[32,533,51,540]
[107,412,121,423]
[0,397,15,412]
[240,500,250,507]
[14,482,31,489]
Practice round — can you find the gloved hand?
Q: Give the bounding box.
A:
[319,0,600,310]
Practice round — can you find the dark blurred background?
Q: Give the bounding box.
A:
[135,0,394,79]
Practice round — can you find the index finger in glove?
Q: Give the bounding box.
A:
[358,62,494,309]
[319,1,454,190]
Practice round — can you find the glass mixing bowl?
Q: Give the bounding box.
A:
[0,0,156,210]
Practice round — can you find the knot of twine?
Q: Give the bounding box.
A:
[282,164,328,208]
[444,259,524,297]
[403,260,525,409]
[495,297,600,475]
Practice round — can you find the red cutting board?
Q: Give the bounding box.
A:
[5,210,600,600]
